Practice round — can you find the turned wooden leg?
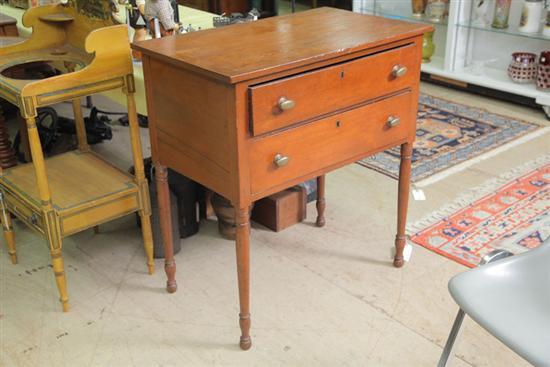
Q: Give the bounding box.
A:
[125,91,154,275]
[72,98,90,152]
[140,210,155,275]
[50,248,69,312]
[0,196,17,264]
[235,206,252,350]
[156,164,177,293]
[394,142,413,268]
[316,175,326,227]
[24,112,67,309]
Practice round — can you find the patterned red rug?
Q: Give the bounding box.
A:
[409,156,550,267]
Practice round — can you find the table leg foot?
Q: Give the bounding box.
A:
[240,336,252,351]
[166,282,178,293]
[239,312,252,350]
[394,143,412,268]
[165,260,178,293]
[236,206,252,351]
[156,164,178,293]
[394,235,406,268]
[316,175,326,227]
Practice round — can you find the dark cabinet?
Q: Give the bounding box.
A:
[177,0,249,14]
[178,0,351,15]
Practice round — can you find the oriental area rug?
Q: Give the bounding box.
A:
[408,156,550,267]
[358,94,546,185]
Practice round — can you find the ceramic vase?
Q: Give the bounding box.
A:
[518,0,544,34]
[492,0,512,29]
[412,0,428,17]
[472,0,490,27]
[536,51,550,90]
[507,52,538,84]
[422,31,435,63]
[543,8,550,37]
[426,0,446,22]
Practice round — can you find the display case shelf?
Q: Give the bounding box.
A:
[453,65,550,105]
[372,1,448,25]
[457,21,550,41]
[353,0,550,115]
[422,55,445,74]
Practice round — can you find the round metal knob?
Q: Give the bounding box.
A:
[391,65,408,78]
[274,154,290,167]
[278,97,296,111]
[387,116,401,128]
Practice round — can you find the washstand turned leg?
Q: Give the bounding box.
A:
[316,175,326,227]
[0,192,17,264]
[50,244,69,312]
[125,91,154,275]
[235,206,252,350]
[394,142,413,268]
[155,164,177,292]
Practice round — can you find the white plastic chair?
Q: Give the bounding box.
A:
[438,238,550,367]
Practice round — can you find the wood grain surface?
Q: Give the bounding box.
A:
[133,7,430,83]
[138,7,429,350]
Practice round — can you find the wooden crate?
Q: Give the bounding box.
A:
[252,186,307,232]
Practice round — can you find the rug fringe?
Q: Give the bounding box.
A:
[407,154,550,234]
[415,127,550,187]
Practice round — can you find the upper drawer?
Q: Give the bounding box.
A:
[248,42,417,136]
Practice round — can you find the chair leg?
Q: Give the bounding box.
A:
[438,308,466,367]
[0,193,17,264]
[140,210,155,275]
[50,246,69,312]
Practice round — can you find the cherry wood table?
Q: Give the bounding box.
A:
[135,7,430,350]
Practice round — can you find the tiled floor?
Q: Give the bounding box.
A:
[1,83,548,366]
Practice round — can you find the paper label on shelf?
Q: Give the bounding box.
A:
[390,243,413,262]
[412,189,426,201]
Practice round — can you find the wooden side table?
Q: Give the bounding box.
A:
[136,8,430,349]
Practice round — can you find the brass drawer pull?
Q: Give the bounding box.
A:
[387,116,401,128]
[391,65,408,78]
[278,97,296,111]
[274,154,290,167]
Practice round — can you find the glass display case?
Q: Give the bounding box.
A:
[353,0,550,117]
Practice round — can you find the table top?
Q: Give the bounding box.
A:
[134,7,431,84]
[0,13,16,26]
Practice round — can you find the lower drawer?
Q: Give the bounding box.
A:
[2,190,44,234]
[249,91,415,195]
